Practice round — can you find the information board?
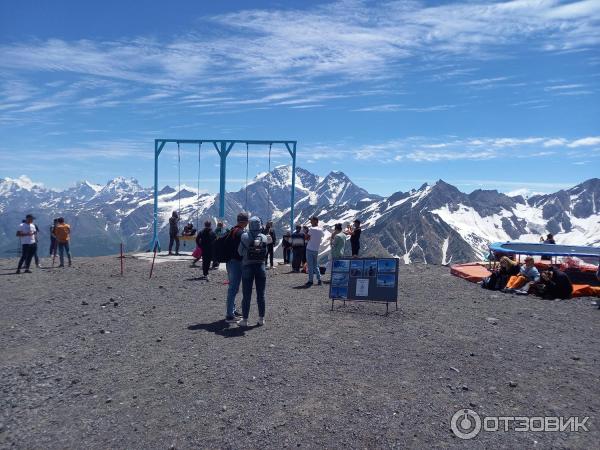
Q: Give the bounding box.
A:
[329,257,399,304]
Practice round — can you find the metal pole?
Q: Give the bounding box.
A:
[289,142,297,231]
[151,140,160,251]
[120,242,124,276]
[149,241,158,279]
[219,141,227,218]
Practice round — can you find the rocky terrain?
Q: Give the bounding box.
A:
[1,256,598,449]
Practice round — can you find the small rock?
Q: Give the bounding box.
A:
[156,337,162,342]
[450,367,460,373]
[177,379,184,384]
[470,353,476,357]
[81,301,88,306]
[113,302,119,307]
[99,329,106,334]
[469,402,477,408]
[571,356,581,361]
[222,405,227,412]
[509,381,518,388]
[461,385,469,391]
[536,345,543,349]
[105,398,112,403]
[269,344,275,348]
[486,317,499,325]
[159,286,164,289]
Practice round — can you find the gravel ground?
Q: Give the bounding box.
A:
[1,255,599,449]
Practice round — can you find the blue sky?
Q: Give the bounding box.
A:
[0,0,599,196]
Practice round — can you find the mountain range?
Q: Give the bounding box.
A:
[1,169,598,263]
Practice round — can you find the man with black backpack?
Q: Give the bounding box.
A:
[218,212,249,323]
[238,216,268,327]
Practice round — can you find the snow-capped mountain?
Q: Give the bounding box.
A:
[0,170,598,263]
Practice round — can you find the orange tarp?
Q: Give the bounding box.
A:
[450,263,491,283]
[572,284,600,298]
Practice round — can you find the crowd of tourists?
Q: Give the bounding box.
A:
[165,210,362,327]
[15,215,72,274]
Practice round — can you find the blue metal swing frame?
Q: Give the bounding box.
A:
[150,139,298,251]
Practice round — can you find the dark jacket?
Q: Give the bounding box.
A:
[198,228,216,254]
[263,228,276,247]
[543,268,573,299]
[169,216,179,236]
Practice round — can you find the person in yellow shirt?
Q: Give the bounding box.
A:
[54,217,72,267]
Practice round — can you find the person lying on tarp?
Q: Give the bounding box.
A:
[482,256,520,291]
[531,267,573,300]
[502,256,540,294]
[182,223,197,237]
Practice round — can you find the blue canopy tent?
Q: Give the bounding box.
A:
[489,242,600,259]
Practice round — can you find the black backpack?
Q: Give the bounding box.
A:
[246,234,267,262]
[215,226,241,263]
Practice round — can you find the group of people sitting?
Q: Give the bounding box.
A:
[482,255,574,300]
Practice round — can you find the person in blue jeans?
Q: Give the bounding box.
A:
[237,216,268,327]
[305,216,324,287]
[225,212,248,323]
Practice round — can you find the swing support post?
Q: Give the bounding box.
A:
[149,139,298,251]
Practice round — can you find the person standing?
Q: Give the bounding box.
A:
[290,225,305,272]
[49,219,58,257]
[263,221,276,269]
[238,216,268,327]
[212,221,225,269]
[54,217,72,267]
[305,216,324,287]
[346,219,361,257]
[540,233,555,261]
[198,221,216,280]
[224,212,249,323]
[330,223,346,260]
[168,211,180,256]
[32,222,42,268]
[282,231,292,264]
[302,225,309,266]
[16,214,37,274]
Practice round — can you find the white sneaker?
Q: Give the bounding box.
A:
[238,319,248,327]
[257,317,265,326]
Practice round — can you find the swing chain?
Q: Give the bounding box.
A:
[177,141,181,216]
[245,142,249,211]
[267,143,272,220]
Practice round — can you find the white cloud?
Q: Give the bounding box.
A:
[567,136,600,147]
[544,83,585,91]
[1,0,599,117]
[543,138,567,147]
